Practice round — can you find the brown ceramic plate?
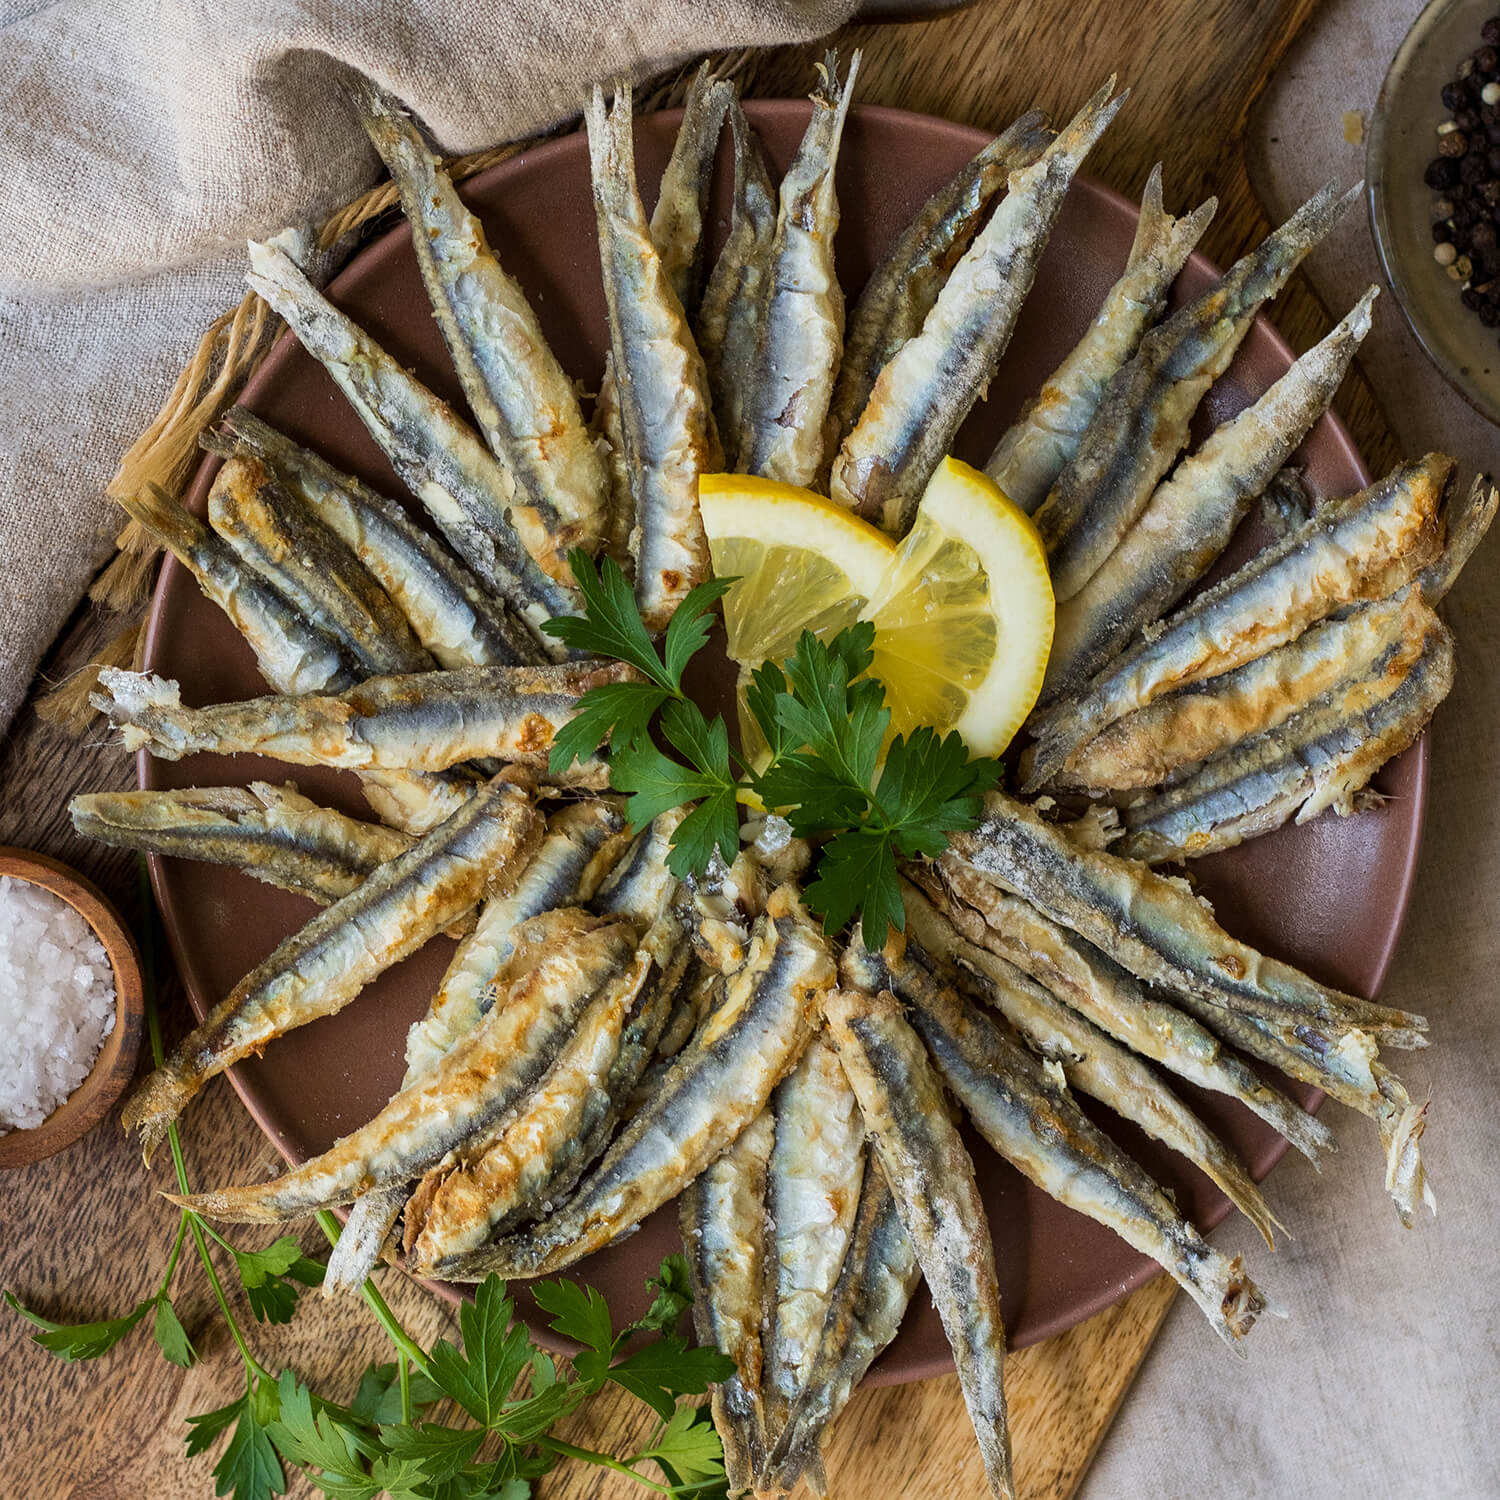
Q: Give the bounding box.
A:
[140,102,1426,1382]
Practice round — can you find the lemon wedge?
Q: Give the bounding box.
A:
[699,473,896,664]
[860,456,1053,755]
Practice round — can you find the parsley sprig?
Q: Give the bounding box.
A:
[3,859,731,1500]
[546,551,1002,948]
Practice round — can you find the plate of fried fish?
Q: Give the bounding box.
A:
[73,52,1494,1499]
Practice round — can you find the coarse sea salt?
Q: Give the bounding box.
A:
[0,875,116,1131]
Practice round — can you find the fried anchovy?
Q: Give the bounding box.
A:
[695,99,777,473]
[823,983,1014,1500]
[353,81,606,557]
[174,910,643,1222]
[851,939,1269,1350]
[829,80,1125,535]
[986,165,1214,515]
[425,884,835,1280]
[763,1155,919,1496]
[120,775,542,1161]
[898,881,1282,1245]
[401,799,631,1079]
[1054,590,1424,795]
[586,82,721,633]
[92,661,628,786]
[681,1109,776,1497]
[649,63,735,315]
[245,235,578,642]
[763,1033,867,1439]
[1024,453,1452,790]
[1165,984,1433,1224]
[117,483,354,696]
[69,782,413,906]
[1044,287,1377,702]
[206,454,435,678]
[114,484,478,837]
[326,799,632,1291]
[1033,182,1357,601]
[736,50,859,488]
[591,353,634,572]
[1118,612,1455,862]
[411,931,684,1266]
[912,857,1335,1161]
[209,409,540,668]
[827,109,1053,459]
[405,811,689,1260]
[948,792,1426,1044]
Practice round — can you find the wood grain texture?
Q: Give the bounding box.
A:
[0,1,1390,1496]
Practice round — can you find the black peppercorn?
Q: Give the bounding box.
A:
[1445,80,1472,110]
[1461,153,1487,184]
[1486,180,1500,205]
[1484,17,1500,46]
[1470,130,1491,154]
[1454,181,1475,200]
[1478,45,1498,72]
[1435,219,1456,243]
[1455,199,1481,226]
[1473,220,1498,251]
[1463,286,1484,309]
[1458,107,1482,132]
[1440,129,1468,156]
[1480,302,1500,326]
[1427,156,1461,187]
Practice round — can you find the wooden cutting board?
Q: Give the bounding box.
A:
[0,2,1394,1497]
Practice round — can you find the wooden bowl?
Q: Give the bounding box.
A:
[0,848,144,1167]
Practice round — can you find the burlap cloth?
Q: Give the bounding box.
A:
[4,3,1498,1497]
[1081,3,1500,1496]
[0,0,858,737]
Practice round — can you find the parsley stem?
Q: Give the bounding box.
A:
[157,1213,190,1297]
[187,1211,270,1380]
[397,1350,412,1426]
[312,1211,432,1378]
[536,1437,675,1494]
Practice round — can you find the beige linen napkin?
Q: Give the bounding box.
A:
[0,0,857,737]
[1081,4,1500,1497]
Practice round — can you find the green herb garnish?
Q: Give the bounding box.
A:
[544,550,1002,949]
[3,859,731,1500]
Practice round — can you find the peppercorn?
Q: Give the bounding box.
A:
[1436,241,1459,266]
[1440,129,1468,156]
[1461,153,1487,184]
[1458,107,1483,132]
[1445,80,1472,110]
[1455,198,1481,226]
[1434,218,1456,243]
[1435,196,1458,216]
[1454,181,1475,200]
[1473,220,1498,252]
[1463,286,1484,310]
[1484,17,1500,45]
[1481,302,1500,326]
[1478,45,1498,72]
[1427,156,1461,188]
[1485,83,1500,106]
[1458,55,1477,79]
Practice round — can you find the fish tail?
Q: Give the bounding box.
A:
[1227,179,1358,313]
[90,667,192,757]
[1375,1067,1436,1225]
[1420,474,1499,603]
[117,482,207,558]
[121,1062,197,1165]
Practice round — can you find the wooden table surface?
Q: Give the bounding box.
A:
[0,1,1395,1496]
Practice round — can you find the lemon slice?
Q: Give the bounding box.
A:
[860,456,1053,755]
[699,473,896,664]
